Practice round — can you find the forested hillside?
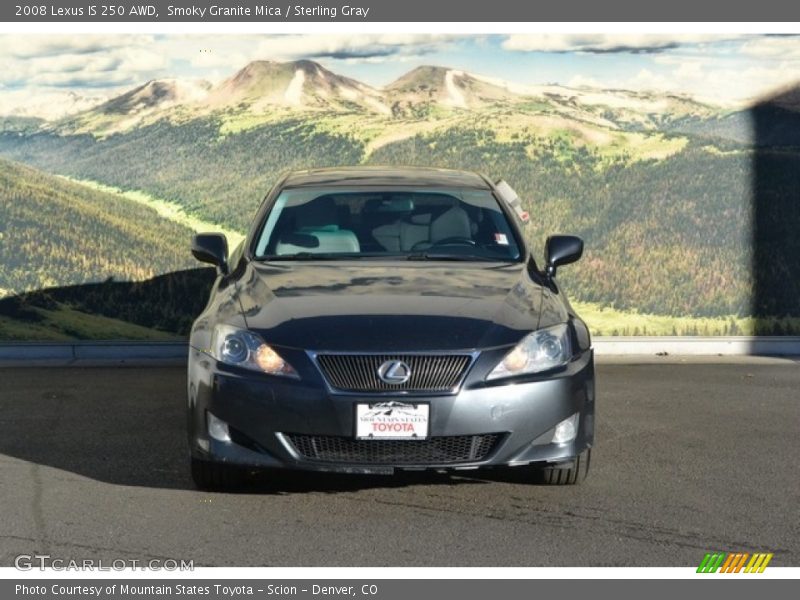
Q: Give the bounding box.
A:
[0,158,197,297]
[1,58,798,338]
[368,131,754,318]
[0,119,363,231]
[0,119,758,319]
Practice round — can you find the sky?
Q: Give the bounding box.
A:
[1,33,799,116]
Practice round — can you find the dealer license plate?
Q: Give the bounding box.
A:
[355,402,430,439]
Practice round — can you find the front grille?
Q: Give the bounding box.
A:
[315,353,472,393]
[285,433,503,465]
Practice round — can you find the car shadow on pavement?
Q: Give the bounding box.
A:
[0,367,537,493]
[236,468,494,495]
[236,467,554,495]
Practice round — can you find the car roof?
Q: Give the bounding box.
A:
[281,166,492,190]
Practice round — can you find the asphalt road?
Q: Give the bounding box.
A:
[0,361,798,567]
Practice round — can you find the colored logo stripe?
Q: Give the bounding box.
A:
[697,553,726,573]
[697,552,773,573]
[745,553,773,573]
[720,553,749,573]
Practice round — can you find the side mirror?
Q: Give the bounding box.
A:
[192,233,229,275]
[544,235,583,278]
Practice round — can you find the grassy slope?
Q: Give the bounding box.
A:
[0,158,207,340]
[0,157,198,297]
[573,301,800,336]
[0,304,178,341]
[1,103,795,335]
[66,177,246,246]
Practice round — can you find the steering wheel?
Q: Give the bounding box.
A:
[429,237,477,248]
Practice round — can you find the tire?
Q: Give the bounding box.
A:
[537,449,591,485]
[190,457,247,491]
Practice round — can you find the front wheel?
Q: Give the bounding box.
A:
[536,449,591,485]
[190,457,247,491]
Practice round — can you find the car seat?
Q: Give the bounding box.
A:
[371,205,474,252]
[428,206,473,246]
[276,197,360,255]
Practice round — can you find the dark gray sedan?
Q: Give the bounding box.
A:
[188,167,594,489]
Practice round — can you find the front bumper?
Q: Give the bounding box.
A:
[187,347,595,474]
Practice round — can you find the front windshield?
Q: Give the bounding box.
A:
[254,186,523,262]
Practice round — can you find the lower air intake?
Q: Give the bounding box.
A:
[284,433,504,464]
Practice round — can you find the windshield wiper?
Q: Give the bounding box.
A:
[260,252,405,261]
[258,252,508,262]
[405,252,503,262]
[261,252,342,261]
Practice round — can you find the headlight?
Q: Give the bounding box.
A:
[211,324,299,378]
[487,323,572,380]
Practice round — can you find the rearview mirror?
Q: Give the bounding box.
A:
[544,235,583,278]
[192,233,229,275]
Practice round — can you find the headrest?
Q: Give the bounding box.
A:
[410,213,433,225]
[296,197,337,229]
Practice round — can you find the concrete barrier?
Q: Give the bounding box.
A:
[0,341,187,366]
[592,336,800,356]
[1,337,799,366]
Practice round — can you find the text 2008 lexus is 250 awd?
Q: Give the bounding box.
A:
[188,167,594,489]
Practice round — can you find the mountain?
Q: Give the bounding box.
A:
[0,89,108,121]
[384,65,517,114]
[4,59,797,332]
[206,59,390,114]
[46,59,729,139]
[94,79,211,114]
[665,84,800,146]
[60,79,211,135]
[535,87,720,129]
[0,116,44,133]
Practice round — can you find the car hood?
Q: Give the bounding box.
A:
[235,261,547,351]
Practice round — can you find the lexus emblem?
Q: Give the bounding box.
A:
[377,360,412,385]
